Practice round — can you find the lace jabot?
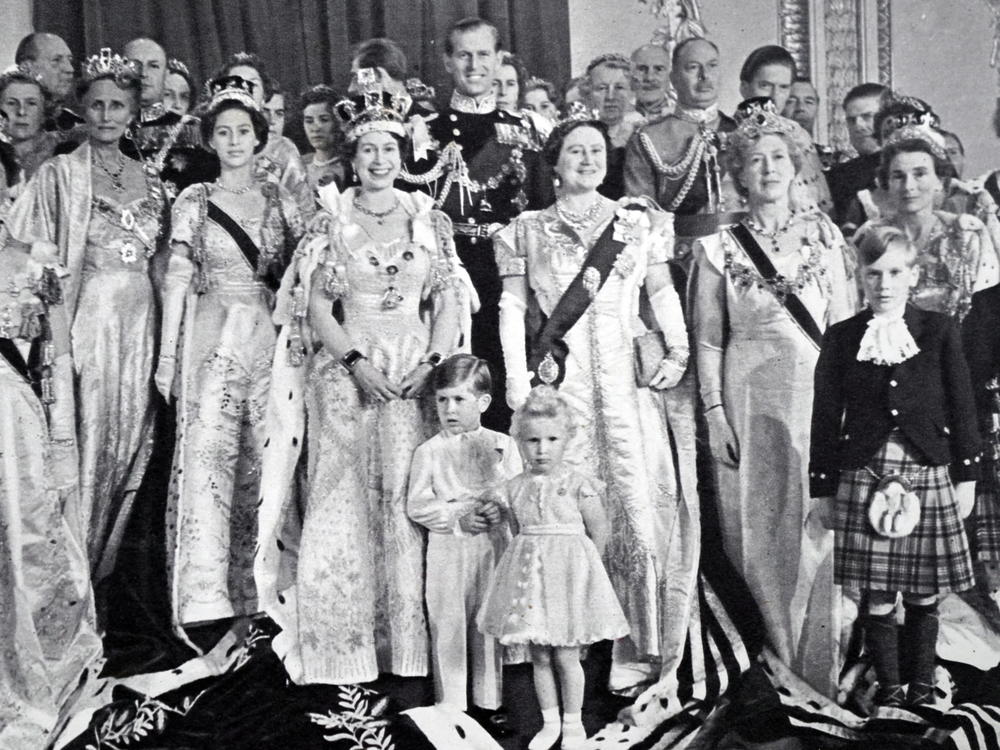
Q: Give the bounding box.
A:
[857,308,920,366]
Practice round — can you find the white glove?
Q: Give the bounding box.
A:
[155,253,193,401]
[646,283,689,390]
[498,289,533,410]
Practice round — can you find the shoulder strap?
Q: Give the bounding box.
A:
[730,222,824,349]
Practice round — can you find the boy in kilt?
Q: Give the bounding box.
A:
[809,222,982,708]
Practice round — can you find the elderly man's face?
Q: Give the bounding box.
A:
[27,34,74,100]
[631,45,670,107]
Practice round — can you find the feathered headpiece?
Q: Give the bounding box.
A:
[334,68,408,142]
[81,48,140,87]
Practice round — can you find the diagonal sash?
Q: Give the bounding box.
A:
[0,337,41,399]
[207,200,278,290]
[527,205,643,387]
[730,222,824,349]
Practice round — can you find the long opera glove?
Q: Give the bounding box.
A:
[647,283,689,388]
[154,253,193,401]
[498,289,532,410]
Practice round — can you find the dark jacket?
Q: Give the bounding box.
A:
[825,150,879,227]
[810,304,982,496]
[963,284,1000,439]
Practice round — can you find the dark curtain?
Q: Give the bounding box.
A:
[34,0,570,103]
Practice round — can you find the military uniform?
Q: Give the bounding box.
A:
[624,106,739,274]
[406,91,550,430]
[126,103,215,195]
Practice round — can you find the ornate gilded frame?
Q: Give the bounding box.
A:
[778,0,892,151]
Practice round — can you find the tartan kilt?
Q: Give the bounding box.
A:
[972,473,1000,561]
[834,431,974,594]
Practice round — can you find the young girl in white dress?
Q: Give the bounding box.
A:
[478,386,628,750]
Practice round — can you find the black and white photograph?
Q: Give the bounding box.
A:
[3,1,1000,748]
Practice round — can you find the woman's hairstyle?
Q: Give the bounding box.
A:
[524,77,560,109]
[352,38,408,83]
[542,117,611,168]
[199,77,270,154]
[77,50,143,106]
[300,84,339,112]
[511,385,576,441]
[724,104,803,198]
[877,135,954,188]
[739,45,796,84]
[218,51,274,100]
[497,51,528,104]
[432,353,492,395]
[166,57,196,98]
[853,221,919,267]
[0,66,49,105]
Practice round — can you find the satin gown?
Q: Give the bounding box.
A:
[693,212,856,697]
[495,200,694,679]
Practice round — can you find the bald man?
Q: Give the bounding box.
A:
[122,36,209,192]
[124,37,168,116]
[15,32,82,134]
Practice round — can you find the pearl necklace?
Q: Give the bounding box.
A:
[555,195,603,231]
[353,195,401,225]
[744,213,795,253]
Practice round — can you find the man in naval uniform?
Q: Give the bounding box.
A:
[122,37,212,194]
[624,37,738,279]
[406,16,550,431]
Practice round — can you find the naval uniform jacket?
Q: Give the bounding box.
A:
[408,94,550,430]
[810,304,982,497]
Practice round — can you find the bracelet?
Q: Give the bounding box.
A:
[341,348,367,370]
[418,351,443,367]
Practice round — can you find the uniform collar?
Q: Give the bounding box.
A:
[673,103,719,125]
[450,90,497,115]
[140,101,167,123]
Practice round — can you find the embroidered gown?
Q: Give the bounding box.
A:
[0,267,101,746]
[167,183,303,627]
[494,199,697,687]
[693,212,856,697]
[256,188,468,684]
[4,144,167,577]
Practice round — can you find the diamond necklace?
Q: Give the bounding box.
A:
[353,195,401,225]
[555,194,603,230]
[743,213,795,253]
[93,148,127,193]
[214,178,256,195]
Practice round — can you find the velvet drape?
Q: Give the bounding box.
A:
[34,0,570,103]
